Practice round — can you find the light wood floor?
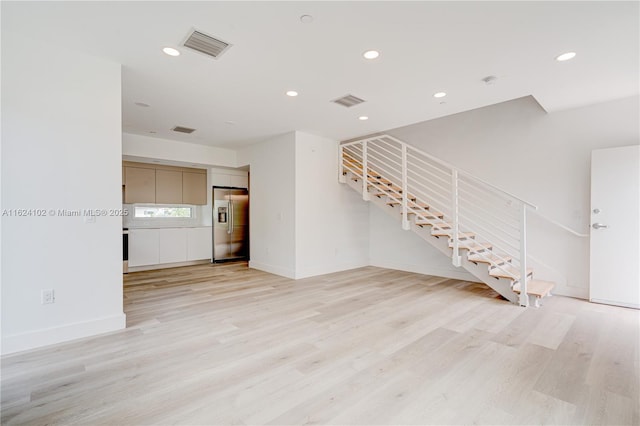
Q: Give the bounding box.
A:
[2,263,639,425]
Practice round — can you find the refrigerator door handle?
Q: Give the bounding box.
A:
[230,199,234,232]
[227,200,232,234]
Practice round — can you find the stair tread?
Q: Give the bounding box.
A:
[415,212,446,223]
[388,200,421,207]
[371,182,402,192]
[376,177,393,185]
[513,280,555,298]
[415,215,445,224]
[432,229,475,238]
[468,252,512,264]
[448,241,492,251]
[489,265,534,280]
[409,201,430,209]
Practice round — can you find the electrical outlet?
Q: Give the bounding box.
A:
[41,289,55,304]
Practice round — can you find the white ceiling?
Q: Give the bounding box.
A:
[3,1,638,148]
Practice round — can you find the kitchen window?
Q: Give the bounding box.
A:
[134,206,194,218]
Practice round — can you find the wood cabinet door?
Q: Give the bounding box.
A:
[124,167,156,203]
[183,172,207,205]
[156,170,183,204]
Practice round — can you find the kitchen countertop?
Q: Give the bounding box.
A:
[126,226,212,231]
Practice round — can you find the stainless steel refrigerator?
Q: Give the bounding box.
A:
[212,187,249,262]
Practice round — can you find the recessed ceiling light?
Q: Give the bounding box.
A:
[135,102,150,107]
[300,15,314,24]
[363,50,380,60]
[162,47,180,56]
[359,116,369,121]
[224,120,236,125]
[286,91,298,97]
[556,51,576,62]
[433,92,447,98]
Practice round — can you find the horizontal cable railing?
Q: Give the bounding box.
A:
[340,135,538,306]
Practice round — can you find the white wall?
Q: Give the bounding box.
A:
[122,133,237,168]
[294,132,369,278]
[237,131,369,279]
[1,36,125,353]
[238,133,297,278]
[374,95,640,298]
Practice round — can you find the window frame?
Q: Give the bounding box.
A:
[133,205,195,219]
[126,203,200,227]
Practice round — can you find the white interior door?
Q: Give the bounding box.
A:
[590,145,640,309]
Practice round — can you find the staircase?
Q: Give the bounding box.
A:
[339,135,554,307]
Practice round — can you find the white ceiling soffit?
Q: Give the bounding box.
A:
[2,2,638,148]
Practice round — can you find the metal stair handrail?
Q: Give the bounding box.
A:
[342,135,537,209]
[339,134,537,306]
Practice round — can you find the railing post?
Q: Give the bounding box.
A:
[401,145,409,230]
[451,170,461,267]
[362,141,370,201]
[519,204,529,307]
[338,144,346,183]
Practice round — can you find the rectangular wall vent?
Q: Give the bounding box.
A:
[183,30,231,59]
[332,94,366,108]
[172,126,196,134]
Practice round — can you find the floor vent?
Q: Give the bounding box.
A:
[183,30,231,59]
[172,126,196,134]
[332,94,366,108]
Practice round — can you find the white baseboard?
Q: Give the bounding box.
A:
[127,259,210,273]
[370,258,479,282]
[1,313,126,356]
[553,285,588,299]
[248,261,296,279]
[294,259,369,279]
[590,298,639,309]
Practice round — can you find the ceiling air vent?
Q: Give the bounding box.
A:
[183,29,231,59]
[332,94,366,108]
[172,126,196,134]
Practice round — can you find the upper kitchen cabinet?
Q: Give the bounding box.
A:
[123,162,208,205]
[182,172,207,205]
[156,170,183,204]
[124,167,155,203]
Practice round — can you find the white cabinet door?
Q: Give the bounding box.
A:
[128,229,159,267]
[187,227,212,261]
[230,175,249,189]
[159,228,188,264]
[210,173,231,187]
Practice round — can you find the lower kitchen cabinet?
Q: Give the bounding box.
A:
[128,227,212,269]
[128,229,159,267]
[159,228,188,264]
[187,227,211,261]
